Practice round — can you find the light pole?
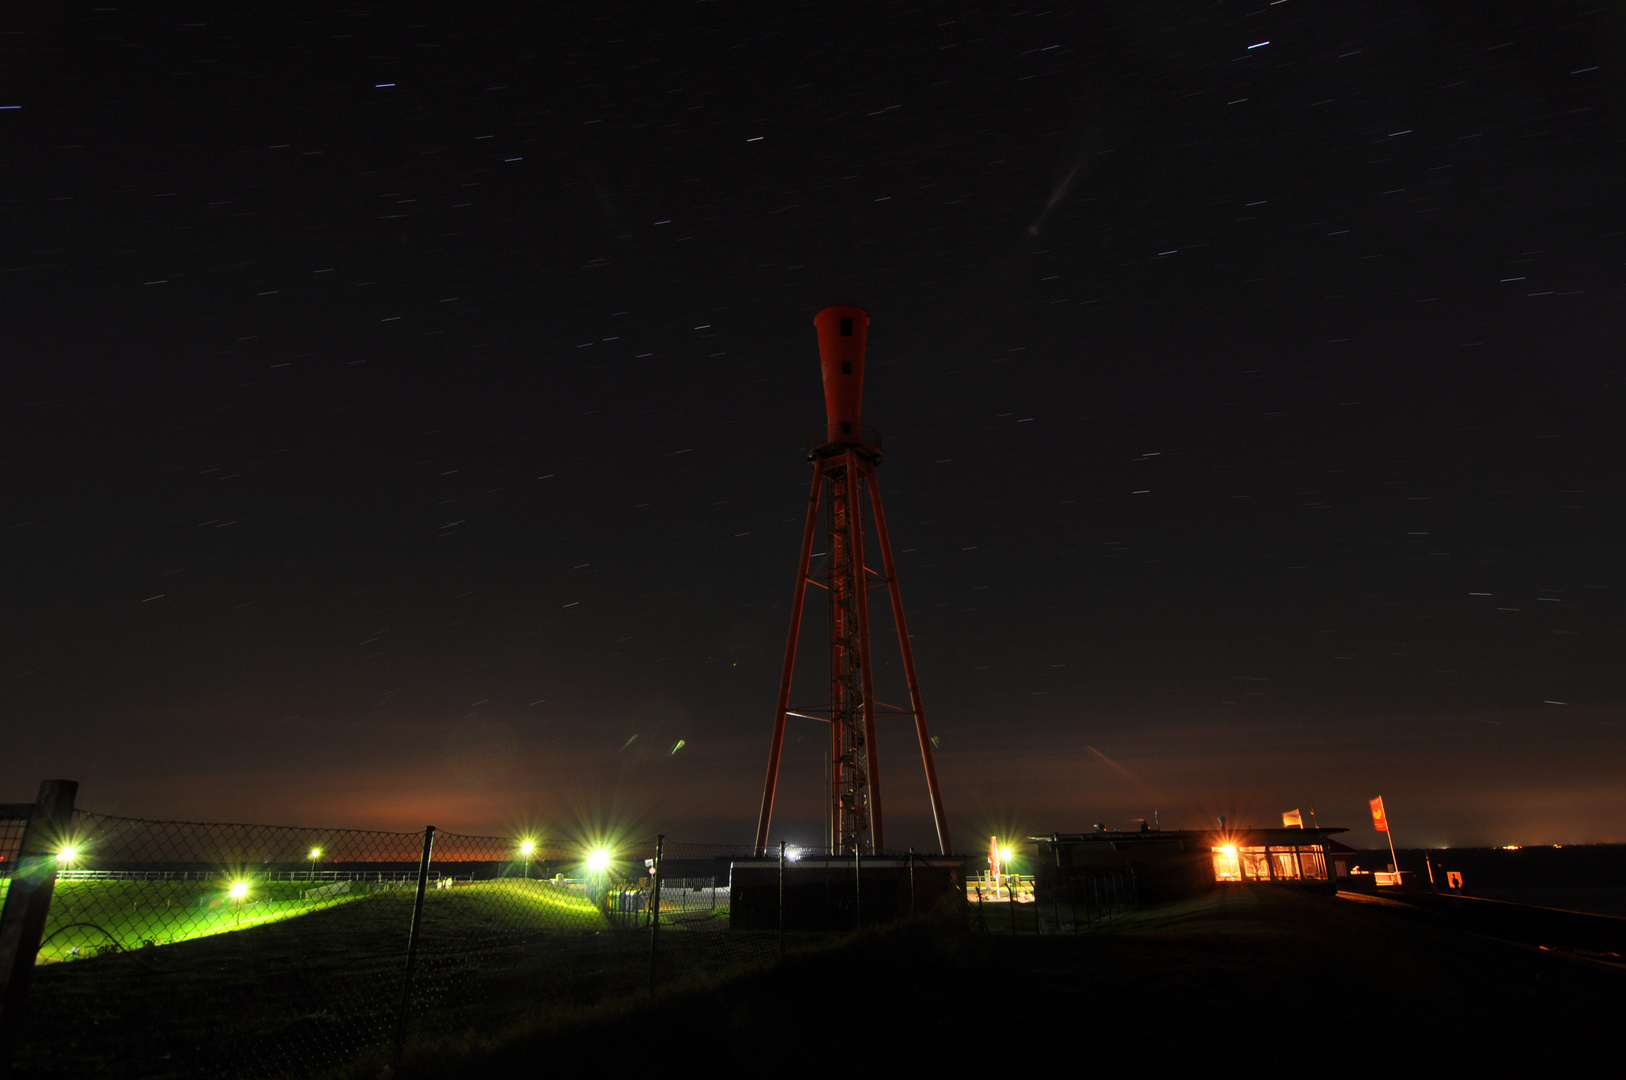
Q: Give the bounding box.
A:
[521,840,536,880]
[308,847,322,881]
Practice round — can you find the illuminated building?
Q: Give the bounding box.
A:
[1029,826,1358,902]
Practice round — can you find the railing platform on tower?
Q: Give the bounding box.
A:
[805,425,884,461]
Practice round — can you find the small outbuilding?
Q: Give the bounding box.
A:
[1029,827,1352,903]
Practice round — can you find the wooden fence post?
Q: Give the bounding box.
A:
[391,825,435,1070]
[0,779,79,1072]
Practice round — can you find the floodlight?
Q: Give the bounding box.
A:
[308,848,322,860]
[585,847,613,874]
[784,847,802,862]
[55,845,79,864]
[998,845,1014,863]
[520,840,536,857]
[229,880,249,900]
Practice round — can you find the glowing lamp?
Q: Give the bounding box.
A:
[585,847,612,874]
[229,880,249,900]
[308,848,322,860]
[520,840,536,857]
[998,846,1014,863]
[1220,845,1238,857]
[55,845,79,864]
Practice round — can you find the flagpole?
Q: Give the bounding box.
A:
[1371,796,1402,887]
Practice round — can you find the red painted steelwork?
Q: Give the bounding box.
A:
[753,305,952,856]
[813,304,869,444]
[855,470,884,856]
[866,464,951,855]
[753,467,824,858]
[824,446,875,855]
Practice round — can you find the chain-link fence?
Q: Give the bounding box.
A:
[393,835,788,1065]
[14,812,434,1078]
[3,812,840,1078]
[0,817,25,888]
[0,812,28,918]
[969,866,1141,934]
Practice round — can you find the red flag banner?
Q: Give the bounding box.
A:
[1369,796,1388,833]
[1282,809,1303,828]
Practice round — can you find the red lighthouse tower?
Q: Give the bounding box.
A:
[753,304,953,857]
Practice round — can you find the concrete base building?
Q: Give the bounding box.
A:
[728,854,970,930]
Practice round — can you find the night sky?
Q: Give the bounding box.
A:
[5,2,1624,849]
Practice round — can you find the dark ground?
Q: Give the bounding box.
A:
[398,887,1625,1075]
[1472,886,1626,918]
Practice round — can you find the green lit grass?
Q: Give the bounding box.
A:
[16,877,637,1078]
[433,878,607,922]
[19,886,422,1079]
[35,878,388,961]
[16,875,757,1078]
[28,876,617,964]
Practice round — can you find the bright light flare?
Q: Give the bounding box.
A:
[520,840,536,857]
[584,847,613,874]
[55,845,79,864]
[998,845,1014,863]
[229,880,249,900]
[308,848,322,860]
[1220,845,1238,857]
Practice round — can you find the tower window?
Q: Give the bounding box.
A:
[840,317,853,336]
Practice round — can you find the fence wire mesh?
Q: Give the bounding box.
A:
[14,812,429,1078]
[394,836,784,1055]
[969,866,1141,934]
[8,814,809,1078]
[0,813,27,907]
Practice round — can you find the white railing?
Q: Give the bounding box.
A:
[969,874,1034,903]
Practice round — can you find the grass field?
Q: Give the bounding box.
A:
[20,877,1626,1078]
[33,878,385,961]
[17,887,419,1079]
[390,887,1626,1076]
[26,875,618,964]
[1473,885,1626,918]
[13,877,765,1079]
